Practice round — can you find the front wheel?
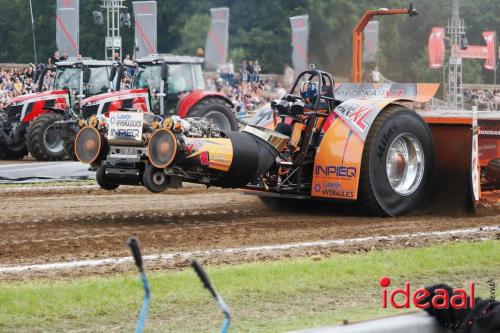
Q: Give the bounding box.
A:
[96,166,119,191]
[358,105,435,216]
[0,142,28,160]
[142,164,170,193]
[188,97,239,131]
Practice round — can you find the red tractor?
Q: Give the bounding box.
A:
[76,54,238,132]
[0,59,116,160]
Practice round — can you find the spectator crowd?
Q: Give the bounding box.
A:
[208,60,295,114]
[1,51,294,115]
[0,51,69,110]
[0,66,38,110]
[464,87,500,111]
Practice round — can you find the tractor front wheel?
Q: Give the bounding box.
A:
[0,111,27,160]
[188,97,238,131]
[358,105,435,216]
[0,141,28,160]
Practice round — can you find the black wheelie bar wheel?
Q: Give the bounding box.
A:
[142,163,170,193]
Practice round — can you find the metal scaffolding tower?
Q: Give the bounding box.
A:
[446,0,465,109]
[101,0,127,60]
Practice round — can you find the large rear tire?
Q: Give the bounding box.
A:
[188,97,238,131]
[26,113,67,161]
[358,105,435,216]
[96,166,119,191]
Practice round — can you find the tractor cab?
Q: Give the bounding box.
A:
[52,58,116,107]
[130,54,205,116]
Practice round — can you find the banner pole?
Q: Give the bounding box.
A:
[29,0,37,64]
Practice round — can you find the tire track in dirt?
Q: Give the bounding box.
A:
[0,185,498,272]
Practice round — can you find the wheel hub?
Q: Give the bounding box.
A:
[152,171,166,185]
[385,133,425,196]
[44,124,64,153]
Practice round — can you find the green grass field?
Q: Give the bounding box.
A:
[0,240,498,332]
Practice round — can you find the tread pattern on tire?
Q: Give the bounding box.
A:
[26,112,65,161]
[357,104,436,217]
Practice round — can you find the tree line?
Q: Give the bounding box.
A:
[1,0,499,84]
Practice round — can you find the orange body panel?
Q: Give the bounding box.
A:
[312,118,364,199]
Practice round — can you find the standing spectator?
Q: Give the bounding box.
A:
[50,51,61,65]
[227,59,235,86]
[283,64,294,89]
[123,54,135,76]
[239,60,248,83]
[247,61,255,83]
[254,60,261,83]
[123,54,134,67]
[371,66,381,83]
[218,62,229,83]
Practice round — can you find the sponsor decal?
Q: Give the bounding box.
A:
[108,112,143,141]
[335,104,374,132]
[313,166,356,198]
[320,188,354,198]
[315,165,357,178]
[480,128,500,137]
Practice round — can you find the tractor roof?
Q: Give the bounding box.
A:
[56,57,115,67]
[136,54,204,65]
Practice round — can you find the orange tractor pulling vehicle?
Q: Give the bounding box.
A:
[73,5,500,216]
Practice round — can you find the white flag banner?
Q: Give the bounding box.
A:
[290,15,309,72]
[56,0,79,57]
[205,7,230,70]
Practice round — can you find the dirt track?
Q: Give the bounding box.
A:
[0,185,499,279]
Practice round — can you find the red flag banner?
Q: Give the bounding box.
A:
[482,31,496,70]
[460,45,488,59]
[428,27,445,68]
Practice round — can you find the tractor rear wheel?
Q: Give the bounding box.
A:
[96,166,119,191]
[358,105,435,216]
[188,97,238,131]
[26,113,66,161]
